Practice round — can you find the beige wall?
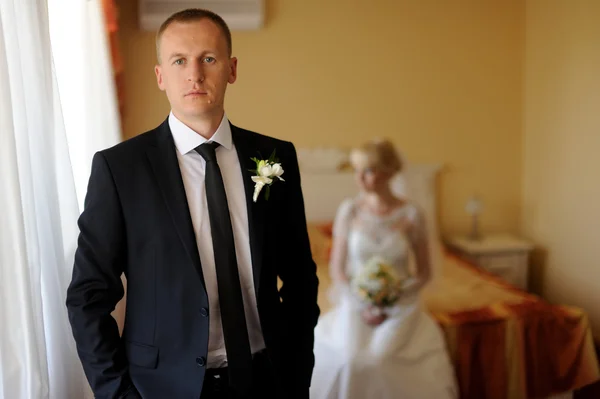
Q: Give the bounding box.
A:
[117,0,525,235]
[523,0,600,337]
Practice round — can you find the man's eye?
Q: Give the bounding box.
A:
[174,59,185,65]
[204,57,215,63]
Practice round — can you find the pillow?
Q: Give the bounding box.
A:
[390,163,444,273]
[300,172,357,223]
[391,164,441,234]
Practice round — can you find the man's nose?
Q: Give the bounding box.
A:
[187,60,205,83]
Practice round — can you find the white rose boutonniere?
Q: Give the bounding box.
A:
[250,150,284,202]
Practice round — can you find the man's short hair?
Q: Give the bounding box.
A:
[156,8,232,63]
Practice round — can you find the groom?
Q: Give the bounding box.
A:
[66,8,319,399]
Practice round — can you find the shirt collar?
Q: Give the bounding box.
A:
[169,111,232,155]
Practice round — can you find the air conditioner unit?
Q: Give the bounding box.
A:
[138,0,264,31]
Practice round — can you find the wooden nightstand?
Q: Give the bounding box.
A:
[445,233,534,291]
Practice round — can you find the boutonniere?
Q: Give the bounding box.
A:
[250,149,284,202]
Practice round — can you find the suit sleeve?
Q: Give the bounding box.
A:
[66,152,137,399]
[277,142,320,393]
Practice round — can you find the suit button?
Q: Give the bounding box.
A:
[200,307,209,317]
[196,357,206,367]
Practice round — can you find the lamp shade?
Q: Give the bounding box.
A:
[465,196,483,215]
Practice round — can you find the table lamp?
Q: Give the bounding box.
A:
[465,196,483,241]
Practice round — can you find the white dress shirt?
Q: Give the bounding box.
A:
[169,112,265,368]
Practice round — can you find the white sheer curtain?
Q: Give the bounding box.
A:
[0,0,121,397]
[48,0,122,210]
[48,0,127,336]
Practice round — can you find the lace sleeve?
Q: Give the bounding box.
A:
[406,203,428,244]
[332,198,356,239]
[400,203,432,295]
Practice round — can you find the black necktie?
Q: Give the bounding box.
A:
[196,142,252,394]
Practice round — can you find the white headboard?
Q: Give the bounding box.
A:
[298,147,442,223]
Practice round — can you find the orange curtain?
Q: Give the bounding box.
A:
[101,0,125,128]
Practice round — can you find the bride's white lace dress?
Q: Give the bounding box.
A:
[310,198,458,399]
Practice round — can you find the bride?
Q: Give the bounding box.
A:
[309,139,458,399]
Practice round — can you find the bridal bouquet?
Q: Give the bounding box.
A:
[351,256,406,308]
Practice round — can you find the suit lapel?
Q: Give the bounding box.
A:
[146,119,206,291]
[231,125,266,293]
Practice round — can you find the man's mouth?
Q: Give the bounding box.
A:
[185,91,207,97]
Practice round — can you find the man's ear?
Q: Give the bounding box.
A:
[155,65,165,91]
[228,57,238,84]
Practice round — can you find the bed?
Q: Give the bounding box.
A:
[298,147,600,399]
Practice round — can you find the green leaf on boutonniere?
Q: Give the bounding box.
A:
[267,149,278,164]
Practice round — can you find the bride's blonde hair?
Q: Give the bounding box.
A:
[349,138,403,174]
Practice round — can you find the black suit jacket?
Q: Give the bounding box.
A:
[66,119,320,399]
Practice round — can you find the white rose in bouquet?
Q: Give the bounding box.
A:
[351,256,406,308]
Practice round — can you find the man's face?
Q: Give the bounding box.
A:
[155,19,237,120]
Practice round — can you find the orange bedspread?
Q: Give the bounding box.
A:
[308,224,600,399]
